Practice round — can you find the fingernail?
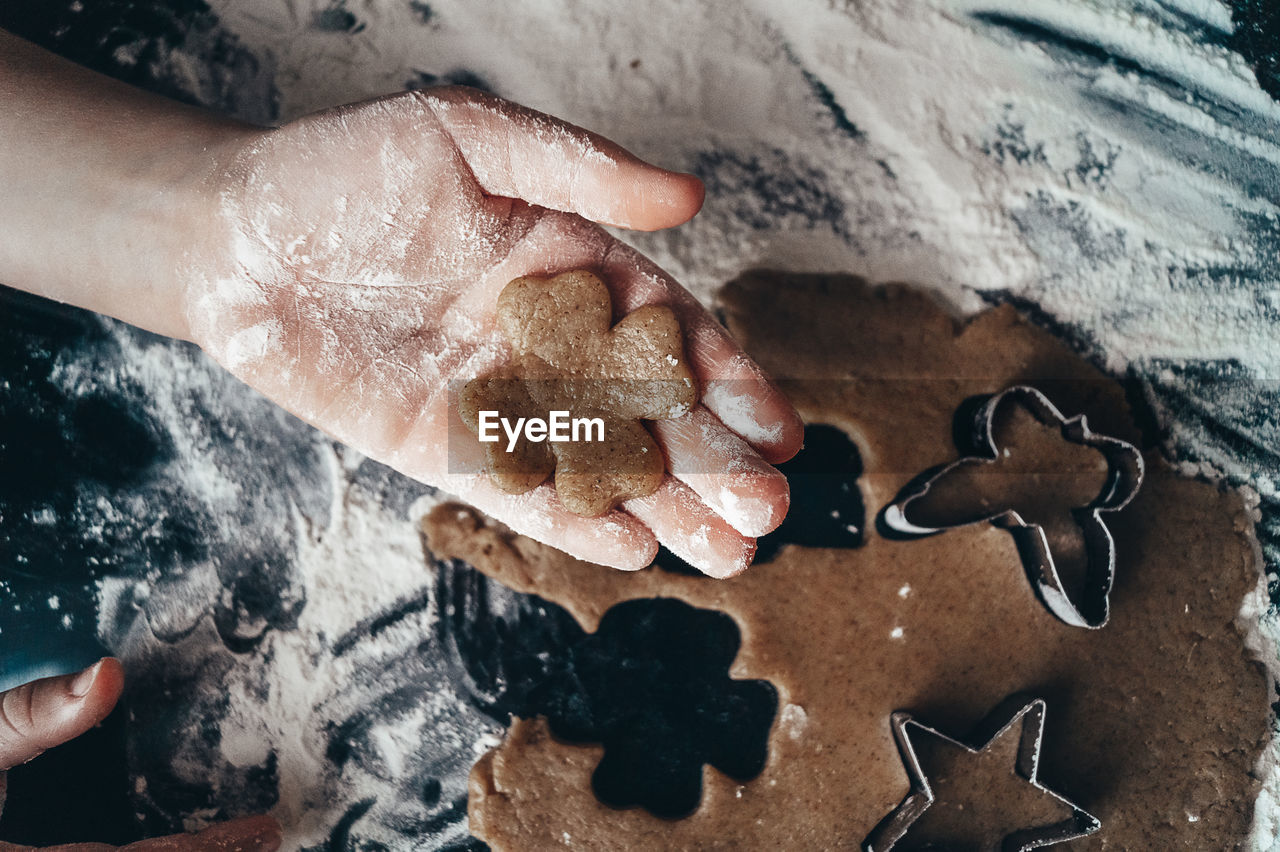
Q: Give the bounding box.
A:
[69,661,101,698]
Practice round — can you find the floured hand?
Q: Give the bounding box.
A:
[184,87,801,576]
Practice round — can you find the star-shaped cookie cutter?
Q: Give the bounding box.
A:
[882,386,1144,629]
[864,696,1101,851]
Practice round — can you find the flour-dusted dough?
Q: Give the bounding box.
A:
[427,272,1271,849]
[459,271,697,517]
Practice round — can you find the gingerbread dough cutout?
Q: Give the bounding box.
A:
[459,271,697,517]
[424,272,1271,850]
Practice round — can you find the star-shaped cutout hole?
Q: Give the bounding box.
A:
[881,386,1143,628]
[865,696,1100,851]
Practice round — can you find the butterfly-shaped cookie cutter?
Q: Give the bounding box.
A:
[882,386,1144,629]
[864,695,1101,851]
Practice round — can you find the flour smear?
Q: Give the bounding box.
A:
[56,0,1280,847]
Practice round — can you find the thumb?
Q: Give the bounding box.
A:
[0,658,125,771]
[424,86,704,231]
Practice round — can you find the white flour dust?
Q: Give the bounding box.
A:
[73,0,1280,847]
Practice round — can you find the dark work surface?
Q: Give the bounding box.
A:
[3,0,1280,848]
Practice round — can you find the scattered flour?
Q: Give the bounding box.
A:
[72,0,1280,846]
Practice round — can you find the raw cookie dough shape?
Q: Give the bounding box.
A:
[881,386,1144,629]
[439,272,1272,850]
[864,696,1100,851]
[459,270,698,517]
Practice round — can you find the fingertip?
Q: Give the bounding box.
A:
[671,170,706,221]
[616,534,660,572]
[624,480,757,578]
[685,171,706,208]
[734,467,791,538]
[705,540,756,579]
[689,467,789,539]
[758,404,805,465]
[70,658,124,729]
[623,168,705,232]
[581,508,658,572]
[0,658,127,769]
[95,657,125,704]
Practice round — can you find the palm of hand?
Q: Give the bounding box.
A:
[186,88,800,575]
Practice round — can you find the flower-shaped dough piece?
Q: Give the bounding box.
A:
[460,271,697,517]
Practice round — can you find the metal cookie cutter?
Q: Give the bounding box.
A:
[882,386,1144,629]
[864,696,1101,851]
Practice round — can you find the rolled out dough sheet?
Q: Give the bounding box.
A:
[424,272,1272,850]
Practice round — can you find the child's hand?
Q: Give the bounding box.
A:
[185,87,801,576]
[0,659,281,851]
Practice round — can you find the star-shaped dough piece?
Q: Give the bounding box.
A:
[460,270,697,517]
[864,696,1100,851]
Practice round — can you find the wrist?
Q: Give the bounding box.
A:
[128,118,257,343]
[62,107,258,344]
[0,32,255,342]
